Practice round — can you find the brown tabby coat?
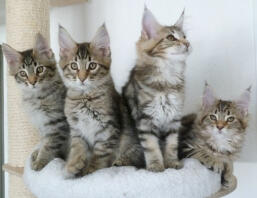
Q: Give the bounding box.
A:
[179,83,250,197]
[122,8,190,172]
[2,34,69,171]
[59,24,143,178]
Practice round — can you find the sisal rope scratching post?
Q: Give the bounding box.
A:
[5,0,50,197]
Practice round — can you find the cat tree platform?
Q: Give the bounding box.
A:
[22,157,221,198]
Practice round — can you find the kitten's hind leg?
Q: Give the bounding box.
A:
[113,143,145,168]
[113,132,145,168]
[164,132,183,169]
[64,136,90,178]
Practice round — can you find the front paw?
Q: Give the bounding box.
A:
[200,158,224,174]
[30,150,48,171]
[112,159,124,167]
[211,160,224,174]
[112,156,131,167]
[83,165,97,175]
[147,163,165,172]
[64,154,88,178]
[165,159,183,170]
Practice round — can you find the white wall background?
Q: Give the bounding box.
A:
[0,0,255,197]
[49,0,257,197]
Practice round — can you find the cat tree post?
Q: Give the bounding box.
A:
[5,0,50,197]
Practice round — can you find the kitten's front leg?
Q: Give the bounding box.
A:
[64,136,90,178]
[220,161,237,195]
[85,140,116,174]
[164,132,183,169]
[31,132,68,171]
[137,118,164,172]
[193,149,224,174]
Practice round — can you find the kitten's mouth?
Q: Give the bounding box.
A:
[28,83,36,89]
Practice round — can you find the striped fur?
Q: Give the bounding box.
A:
[122,8,190,172]
[178,84,250,197]
[2,34,69,171]
[58,24,144,177]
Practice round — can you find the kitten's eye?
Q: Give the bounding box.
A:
[20,71,27,77]
[167,34,176,41]
[210,115,217,121]
[227,117,235,122]
[89,62,97,70]
[36,66,44,74]
[70,63,78,70]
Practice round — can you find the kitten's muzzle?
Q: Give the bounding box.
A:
[180,39,190,48]
[216,121,225,131]
[78,69,89,83]
[28,75,37,85]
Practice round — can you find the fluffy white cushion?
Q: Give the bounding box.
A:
[23,157,221,198]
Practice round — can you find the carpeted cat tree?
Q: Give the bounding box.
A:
[3,0,221,198]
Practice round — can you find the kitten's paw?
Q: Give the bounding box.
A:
[83,166,97,175]
[30,150,49,171]
[147,163,165,172]
[31,158,49,171]
[199,158,224,174]
[112,157,130,167]
[112,159,124,167]
[31,150,39,163]
[65,154,88,178]
[165,160,183,170]
[211,161,224,174]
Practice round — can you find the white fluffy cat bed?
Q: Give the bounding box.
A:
[23,157,221,198]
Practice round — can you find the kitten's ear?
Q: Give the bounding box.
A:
[236,86,251,116]
[90,23,110,57]
[174,9,185,29]
[142,7,162,39]
[2,43,22,75]
[58,25,77,59]
[33,33,53,59]
[202,82,216,110]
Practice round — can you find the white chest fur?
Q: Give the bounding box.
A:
[143,93,182,132]
[23,98,52,136]
[74,109,102,146]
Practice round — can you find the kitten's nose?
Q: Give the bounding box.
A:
[180,39,190,48]
[78,70,88,83]
[28,75,37,85]
[216,122,225,131]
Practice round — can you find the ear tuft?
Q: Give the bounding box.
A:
[142,7,162,39]
[34,33,53,59]
[2,43,22,75]
[202,82,216,111]
[175,8,185,29]
[90,23,110,57]
[58,25,77,59]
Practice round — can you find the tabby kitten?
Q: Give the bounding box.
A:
[123,8,190,172]
[179,83,250,197]
[2,34,69,171]
[59,24,124,177]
